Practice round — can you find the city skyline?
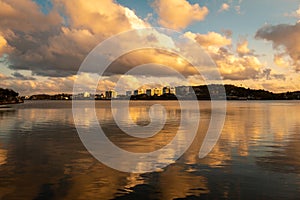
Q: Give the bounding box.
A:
[22,84,300,101]
[1,0,300,95]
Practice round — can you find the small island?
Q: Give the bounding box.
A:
[0,88,23,105]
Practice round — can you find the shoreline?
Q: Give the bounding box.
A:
[22,99,300,101]
[0,99,24,105]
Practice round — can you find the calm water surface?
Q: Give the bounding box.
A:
[0,100,300,199]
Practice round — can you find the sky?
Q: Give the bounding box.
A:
[0,0,300,95]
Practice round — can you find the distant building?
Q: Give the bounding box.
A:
[163,86,170,94]
[153,88,162,96]
[74,92,93,100]
[170,87,176,95]
[175,86,191,96]
[126,91,132,97]
[105,90,117,99]
[117,94,127,99]
[74,93,83,99]
[146,89,154,96]
[133,89,144,95]
[83,92,90,98]
[95,93,105,100]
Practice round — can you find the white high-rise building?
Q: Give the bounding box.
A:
[105,90,117,99]
[133,89,144,95]
[153,88,162,96]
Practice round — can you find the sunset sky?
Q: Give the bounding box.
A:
[0,0,300,95]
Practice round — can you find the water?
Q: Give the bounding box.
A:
[0,100,300,199]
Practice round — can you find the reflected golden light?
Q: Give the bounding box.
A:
[159,165,209,200]
[0,148,7,166]
[1,101,300,198]
[96,101,182,153]
[124,173,145,190]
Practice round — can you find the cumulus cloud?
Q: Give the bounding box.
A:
[235,6,241,14]
[236,38,253,56]
[54,0,147,36]
[184,31,231,48]
[107,49,196,77]
[218,3,230,13]
[152,0,209,30]
[214,50,263,80]
[0,0,148,77]
[285,5,300,19]
[0,75,77,95]
[0,35,9,55]
[186,31,264,80]
[0,0,62,32]
[273,53,293,68]
[296,6,300,19]
[255,22,300,71]
[0,72,10,80]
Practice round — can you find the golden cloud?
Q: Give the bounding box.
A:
[107,49,197,77]
[236,39,251,56]
[218,3,230,13]
[152,0,208,30]
[184,31,231,48]
[0,35,8,55]
[186,31,263,80]
[273,54,293,68]
[0,0,61,32]
[0,0,148,77]
[54,0,148,36]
